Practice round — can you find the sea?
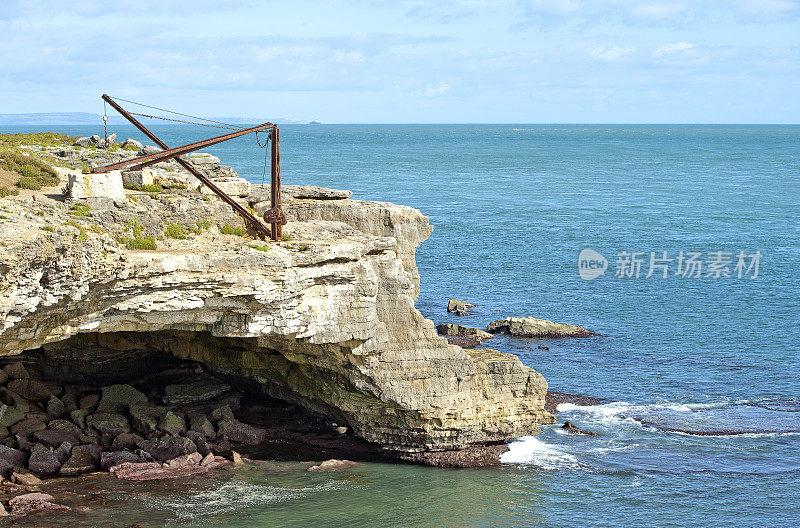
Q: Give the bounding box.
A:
[3,124,799,527]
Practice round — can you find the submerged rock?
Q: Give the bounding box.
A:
[308,459,359,472]
[447,299,475,313]
[486,317,591,338]
[436,323,493,348]
[561,421,599,436]
[8,492,70,515]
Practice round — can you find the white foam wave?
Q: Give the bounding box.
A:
[500,436,581,469]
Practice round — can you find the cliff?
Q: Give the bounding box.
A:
[0,143,553,466]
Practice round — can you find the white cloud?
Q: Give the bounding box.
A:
[587,44,637,62]
[654,42,696,57]
[416,82,453,97]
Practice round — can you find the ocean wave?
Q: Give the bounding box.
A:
[500,436,581,469]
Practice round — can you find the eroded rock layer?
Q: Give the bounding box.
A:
[0,170,553,464]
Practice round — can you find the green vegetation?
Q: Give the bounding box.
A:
[124,183,163,193]
[0,187,19,198]
[34,210,45,216]
[220,224,248,237]
[68,203,91,216]
[164,223,188,240]
[118,219,156,250]
[0,132,75,149]
[161,182,186,190]
[281,234,292,242]
[248,243,270,252]
[40,225,55,232]
[0,150,59,190]
[299,245,309,251]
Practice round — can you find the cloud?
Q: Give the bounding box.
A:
[415,81,453,97]
[653,42,696,57]
[0,0,253,20]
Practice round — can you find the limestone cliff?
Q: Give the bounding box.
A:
[0,165,553,465]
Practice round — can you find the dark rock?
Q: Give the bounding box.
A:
[159,411,186,436]
[54,442,72,464]
[15,434,35,452]
[3,362,29,380]
[129,403,167,434]
[86,413,130,436]
[97,384,148,413]
[194,435,212,457]
[561,421,599,436]
[61,390,79,414]
[138,436,197,462]
[0,404,25,428]
[212,435,231,453]
[162,379,231,405]
[27,443,61,475]
[45,395,66,417]
[100,450,154,471]
[0,459,12,478]
[209,404,234,423]
[7,379,52,402]
[70,408,89,428]
[59,443,101,476]
[189,415,216,437]
[46,419,82,436]
[10,418,46,436]
[217,419,267,445]
[32,429,78,447]
[0,426,7,440]
[0,369,8,386]
[78,393,100,410]
[111,432,144,451]
[217,392,242,411]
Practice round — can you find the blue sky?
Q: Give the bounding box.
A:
[2,1,799,123]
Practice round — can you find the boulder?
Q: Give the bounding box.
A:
[47,419,81,436]
[10,418,45,436]
[3,363,29,380]
[111,432,144,451]
[129,403,167,434]
[10,469,39,485]
[59,443,101,476]
[187,153,220,166]
[138,436,197,462]
[209,404,234,423]
[164,452,202,468]
[0,404,25,428]
[0,444,28,467]
[73,137,94,147]
[9,493,70,514]
[78,393,100,410]
[158,411,186,436]
[45,395,66,418]
[0,369,8,386]
[189,415,216,437]
[201,177,250,198]
[561,421,599,436]
[86,413,131,436]
[27,443,61,476]
[485,317,591,338]
[97,384,148,413]
[70,409,89,428]
[307,459,359,472]
[32,429,78,448]
[100,450,154,470]
[7,379,51,402]
[217,419,267,445]
[0,459,13,479]
[138,145,162,156]
[122,138,143,150]
[163,379,231,405]
[54,442,72,464]
[447,299,474,313]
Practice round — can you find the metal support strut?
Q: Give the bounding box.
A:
[100,94,282,241]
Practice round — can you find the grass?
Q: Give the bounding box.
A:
[0,150,60,189]
[164,223,188,240]
[124,183,163,193]
[0,132,76,149]
[299,245,309,251]
[248,243,270,252]
[68,203,91,217]
[220,224,248,237]
[40,225,55,232]
[281,234,292,242]
[0,187,19,197]
[118,219,157,250]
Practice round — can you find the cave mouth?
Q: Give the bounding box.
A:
[0,331,384,479]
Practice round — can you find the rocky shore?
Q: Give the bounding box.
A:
[0,133,554,483]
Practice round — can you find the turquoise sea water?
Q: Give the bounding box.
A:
[4,124,799,527]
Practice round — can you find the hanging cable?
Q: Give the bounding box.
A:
[108,95,244,130]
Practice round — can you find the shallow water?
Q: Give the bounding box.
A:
[3,124,799,526]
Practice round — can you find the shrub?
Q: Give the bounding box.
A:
[0,150,59,188]
[17,177,42,190]
[123,237,157,250]
[220,224,247,237]
[123,183,163,193]
[280,234,292,242]
[68,203,91,216]
[248,243,270,252]
[164,223,188,239]
[40,225,55,232]
[299,245,309,251]
[0,187,19,197]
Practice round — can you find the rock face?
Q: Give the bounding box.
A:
[486,317,591,338]
[436,323,493,348]
[0,157,552,464]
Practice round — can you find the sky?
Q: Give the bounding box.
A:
[1,0,799,123]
